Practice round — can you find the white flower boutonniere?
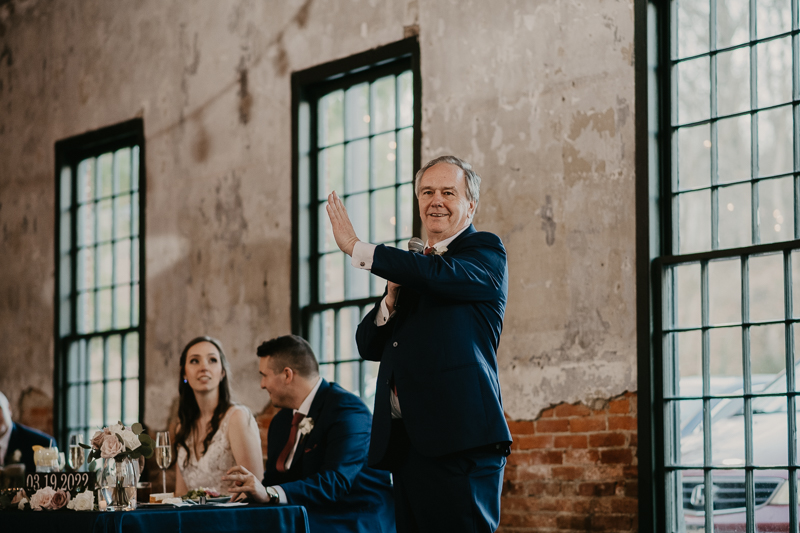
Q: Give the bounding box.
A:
[298,417,314,437]
[431,246,447,256]
[11,449,22,463]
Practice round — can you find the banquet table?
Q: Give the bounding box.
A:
[1,503,310,533]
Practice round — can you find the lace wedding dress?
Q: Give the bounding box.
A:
[177,404,257,494]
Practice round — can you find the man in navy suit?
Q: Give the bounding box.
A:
[327,155,512,532]
[0,391,53,475]
[224,335,395,533]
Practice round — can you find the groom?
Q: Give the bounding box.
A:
[224,335,395,533]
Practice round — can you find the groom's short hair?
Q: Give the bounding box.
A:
[256,335,320,378]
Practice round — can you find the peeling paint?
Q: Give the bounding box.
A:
[540,195,556,246]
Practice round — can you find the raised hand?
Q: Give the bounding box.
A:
[325,191,360,256]
[223,465,267,503]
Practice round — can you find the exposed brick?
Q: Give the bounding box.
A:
[591,514,633,531]
[540,407,556,418]
[570,416,607,433]
[589,432,627,447]
[609,397,630,414]
[600,449,634,465]
[536,418,570,433]
[514,434,554,449]
[611,497,639,514]
[554,402,592,417]
[608,415,637,431]
[507,419,535,435]
[578,482,616,497]
[624,480,639,498]
[623,465,639,479]
[564,449,600,464]
[554,434,589,449]
[500,512,558,529]
[528,450,564,465]
[630,432,638,447]
[557,514,591,530]
[552,466,585,480]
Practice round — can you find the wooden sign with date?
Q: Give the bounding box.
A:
[26,472,96,493]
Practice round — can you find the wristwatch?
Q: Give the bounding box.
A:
[265,486,280,504]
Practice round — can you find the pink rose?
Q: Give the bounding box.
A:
[99,433,124,459]
[90,430,106,449]
[10,489,26,505]
[48,490,71,510]
[29,486,56,510]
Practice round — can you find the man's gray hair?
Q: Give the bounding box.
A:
[414,155,481,205]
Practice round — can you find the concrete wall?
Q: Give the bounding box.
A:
[0,0,636,528]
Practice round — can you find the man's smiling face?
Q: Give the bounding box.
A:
[417,163,476,246]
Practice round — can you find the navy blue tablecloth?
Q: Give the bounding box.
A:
[1,504,310,533]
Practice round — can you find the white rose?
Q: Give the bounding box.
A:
[298,417,314,436]
[119,429,141,451]
[18,498,28,510]
[108,423,125,436]
[11,449,21,463]
[29,486,56,510]
[67,490,94,511]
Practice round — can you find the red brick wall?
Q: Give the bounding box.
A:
[500,392,638,532]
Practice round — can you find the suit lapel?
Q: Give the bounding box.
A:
[5,424,20,464]
[442,224,476,255]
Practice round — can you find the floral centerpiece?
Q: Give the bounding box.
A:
[82,422,154,461]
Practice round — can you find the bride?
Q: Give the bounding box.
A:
[174,336,263,495]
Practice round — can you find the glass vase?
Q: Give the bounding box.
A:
[98,457,137,511]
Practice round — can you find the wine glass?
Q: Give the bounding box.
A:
[155,431,172,493]
[56,452,66,473]
[69,433,85,471]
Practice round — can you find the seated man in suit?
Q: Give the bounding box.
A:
[223,335,395,533]
[0,391,53,475]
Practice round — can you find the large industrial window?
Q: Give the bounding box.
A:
[292,39,420,408]
[654,2,800,531]
[54,120,145,447]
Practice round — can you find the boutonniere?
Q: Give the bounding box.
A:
[431,246,447,256]
[298,417,314,437]
[11,449,22,463]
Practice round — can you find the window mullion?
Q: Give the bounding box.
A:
[785,249,799,532]
[700,259,714,532]
[741,255,755,533]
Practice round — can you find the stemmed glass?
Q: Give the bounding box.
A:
[69,433,85,471]
[155,431,172,493]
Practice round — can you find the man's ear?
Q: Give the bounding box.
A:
[282,367,294,384]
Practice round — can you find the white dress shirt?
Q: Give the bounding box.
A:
[350,224,471,418]
[0,424,11,466]
[272,376,323,504]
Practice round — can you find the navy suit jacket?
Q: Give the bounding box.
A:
[5,422,52,474]
[356,225,512,464]
[262,379,395,533]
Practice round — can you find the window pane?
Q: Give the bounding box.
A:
[97,199,113,242]
[89,383,103,428]
[97,243,113,287]
[371,132,397,189]
[676,57,710,124]
[78,159,95,203]
[793,251,800,318]
[717,0,749,48]
[320,309,335,363]
[132,238,140,281]
[370,76,396,134]
[335,361,360,395]
[757,0,791,38]
[67,341,82,384]
[346,193,370,244]
[673,331,702,397]
[132,146,140,190]
[89,337,104,381]
[397,183,414,240]
[345,262,370,300]
[318,145,345,200]
[115,240,131,285]
[77,203,94,246]
[749,253,785,321]
[709,259,742,324]
[319,90,344,147]
[345,83,369,141]
[710,327,744,394]
[758,106,793,177]
[320,253,345,303]
[397,127,414,185]
[372,188,396,243]
[125,333,139,378]
[319,363,335,383]
[750,324,785,377]
[107,335,122,380]
[115,285,131,329]
[718,183,751,248]
[106,380,122,425]
[97,288,113,331]
[717,48,750,117]
[758,37,792,108]
[758,177,793,244]
[677,124,711,190]
[131,283,140,327]
[371,273,387,297]
[131,192,139,237]
[116,148,131,192]
[124,378,139,424]
[673,263,702,328]
[677,0,709,58]
[711,410,744,466]
[115,194,131,240]
[78,291,95,335]
[345,139,370,194]
[97,153,113,199]
[78,247,95,290]
[668,399,704,466]
[397,71,413,128]
[318,202,338,254]
[338,307,359,361]
[677,190,711,254]
[717,115,751,184]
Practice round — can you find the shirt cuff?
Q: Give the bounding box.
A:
[273,485,288,504]
[351,241,376,270]
[375,297,395,327]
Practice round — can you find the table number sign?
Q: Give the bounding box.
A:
[26,472,95,493]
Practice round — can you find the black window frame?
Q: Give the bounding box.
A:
[53,118,146,448]
[291,37,421,400]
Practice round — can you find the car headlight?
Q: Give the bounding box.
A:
[771,480,791,505]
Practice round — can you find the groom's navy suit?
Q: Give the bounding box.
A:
[356,224,512,532]
[4,422,52,474]
[262,379,395,533]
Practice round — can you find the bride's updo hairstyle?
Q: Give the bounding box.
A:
[175,336,233,467]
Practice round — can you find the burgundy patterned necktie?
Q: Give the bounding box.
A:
[424,247,434,255]
[276,412,305,472]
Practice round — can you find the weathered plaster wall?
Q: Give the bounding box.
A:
[0,0,635,430]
